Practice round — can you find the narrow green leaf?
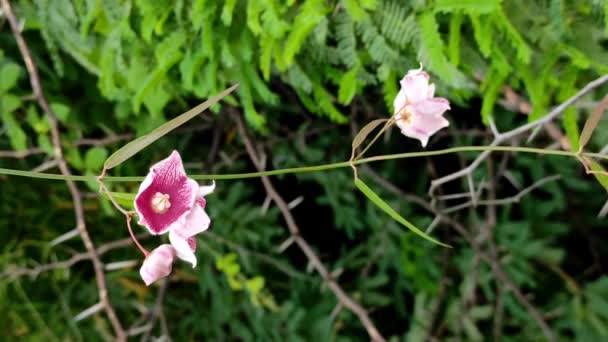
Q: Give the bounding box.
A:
[0,63,21,92]
[104,84,239,170]
[84,147,108,171]
[579,95,608,151]
[338,66,359,104]
[354,178,450,247]
[1,94,27,151]
[434,0,501,14]
[589,161,608,192]
[351,118,388,154]
[101,192,136,209]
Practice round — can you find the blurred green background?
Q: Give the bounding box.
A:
[2,0,608,340]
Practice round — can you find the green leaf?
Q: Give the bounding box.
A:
[0,63,21,92]
[104,84,239,170]
[338,66,359,104]
[1,94,27,151]
[351,118,388,154]
[50,103,71,122]
[84,147,108,171]
[589,161,608,192]
[579,95,608,152]
[434,0,501,14]
[101,192,136,209]
[245,276,265,294]
[354,178,450,247]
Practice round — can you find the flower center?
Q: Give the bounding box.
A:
[151,192,171,214]
[397,107,412,125]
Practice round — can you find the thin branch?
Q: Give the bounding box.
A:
[1,1,126,338]
[234,113,386,342]
[141,277,170,342]
[441,174,561,214]
[0,147,45,158]
[429,74,608,201]
[366,168,556,341]
[1,235,147,280]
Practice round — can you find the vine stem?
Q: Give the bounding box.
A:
[0,146,605,182]
[126,214,149,257]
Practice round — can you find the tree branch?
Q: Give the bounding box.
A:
[234,113,386,342]
[0,1,126,339]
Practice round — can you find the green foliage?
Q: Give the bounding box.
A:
[2,1,608,341]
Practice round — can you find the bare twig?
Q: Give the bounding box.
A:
[366,168,556,341]
[0,147,45,158]
[1,235,147,280]
[75,133,133,147]
[1,1,126,339]
[441,174,561,214]
[141,277,170,342]
[234,113,386,342]
[429,74,608,203]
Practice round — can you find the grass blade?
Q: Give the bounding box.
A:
[103,84,239,170]
[354,178,450,247]
[579,94,608,151]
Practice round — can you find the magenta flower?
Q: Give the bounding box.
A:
[139,244,176,286]
[135,151,199,235]
[393,67,451,147]
[134,151,215,271]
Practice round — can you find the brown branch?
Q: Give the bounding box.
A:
[0,1,126,340]
[366,166,556,341]
[74,133,134,147]
[1,235,147,280]
[0,147,45,158]
[233,113,386,342]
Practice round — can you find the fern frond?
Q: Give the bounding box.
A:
[448,13,463,67]
[469,14,492,58]
[283,0,329,66]
[492,8,531,64]
[434,0,502,14]
[416,12,462,86]
[357,18,400,67]
[376,1,416,50]
[335,12,358,68]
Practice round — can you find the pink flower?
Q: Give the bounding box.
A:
[393,67,450,147]
[169,183,215,268]
[134,151,215,268]
[135,151,199,235]
[139,244,176,286]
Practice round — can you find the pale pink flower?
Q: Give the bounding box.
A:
[140,244,176,286]
[393,67,450,147]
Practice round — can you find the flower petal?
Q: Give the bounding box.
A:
[198,181,216,198]
[139,244,175,286]
[412,98,450,117]
[169,230,197,268]
[400,70,430,103]
[134,151,198,235]
[171,199,211,239]
[393,88,407,115]
[427,83,435,98]
[399,114,449,147]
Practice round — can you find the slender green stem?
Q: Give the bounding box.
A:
[0,146,605,182]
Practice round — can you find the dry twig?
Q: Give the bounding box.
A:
[234,113,386,342]
[1,0,126,339]
[429,74,608,207]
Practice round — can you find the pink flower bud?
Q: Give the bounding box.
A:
[139,244,176,286]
